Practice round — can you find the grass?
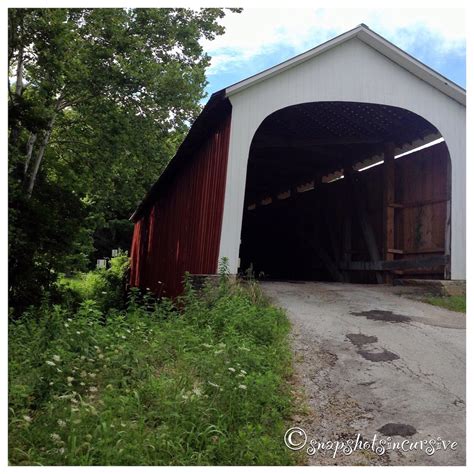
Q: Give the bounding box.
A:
[9,268,298,466]
[424,295,466,313]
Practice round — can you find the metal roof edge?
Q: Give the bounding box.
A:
[225,24,466,106]
[356,27,465,106]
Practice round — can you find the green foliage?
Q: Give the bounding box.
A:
[8,8,240,311]
[58,253,130,312]
[9,278,296,466]
[9,172,90,314]
[424,295,466,313]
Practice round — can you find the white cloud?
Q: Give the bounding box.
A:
[202,8,465,75]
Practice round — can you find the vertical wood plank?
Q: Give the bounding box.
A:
[383,143,395,283]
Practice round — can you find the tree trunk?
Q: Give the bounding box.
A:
[24,133,37,176]
[15,44,24,97]
[26,116,55,198]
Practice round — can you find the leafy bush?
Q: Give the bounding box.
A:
[8,175,91,314]
[9,271,297,465]
[57,253,130,312]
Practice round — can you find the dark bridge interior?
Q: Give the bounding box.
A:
[239,102,450,283]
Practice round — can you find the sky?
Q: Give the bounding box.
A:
[200,8,466,100]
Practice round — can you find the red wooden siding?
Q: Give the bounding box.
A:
[130,113,231,297]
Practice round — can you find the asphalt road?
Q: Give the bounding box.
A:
[261,281,466,466]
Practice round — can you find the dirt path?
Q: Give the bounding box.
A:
[261,281,465,466]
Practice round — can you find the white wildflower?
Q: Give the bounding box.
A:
[45,360,56,366]
[57,419,66,428]
[98,354,104,359]
[67,376,74,383]
[228,367,236,373]
[88,372,96,378]
[238,384,247,390]
[76,331,81,335]
[240,370,247,375]
[192,387,202,397]
[50,433,62,442]
[49,382,54,386]
[23,415,32,423]
[52,355,61,362]
[64,323,69,328]
[89,386,98,393]
[202,343,212,348]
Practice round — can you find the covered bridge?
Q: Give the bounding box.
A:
[130,24,466,298]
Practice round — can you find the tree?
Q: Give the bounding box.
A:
[8,8,240,312]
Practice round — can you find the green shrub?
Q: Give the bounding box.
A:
[57,253,130,313]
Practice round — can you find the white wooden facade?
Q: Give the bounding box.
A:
[217,25,466,279]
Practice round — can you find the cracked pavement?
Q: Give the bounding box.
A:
[261,281,465,466]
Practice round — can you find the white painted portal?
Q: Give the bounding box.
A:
[218,37,466,279]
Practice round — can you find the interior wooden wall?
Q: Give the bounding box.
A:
[395,144,449,264]
[239,141,450,282]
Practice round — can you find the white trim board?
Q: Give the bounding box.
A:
[225,24,466,106]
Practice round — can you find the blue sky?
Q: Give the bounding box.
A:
[200,8,466,100]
